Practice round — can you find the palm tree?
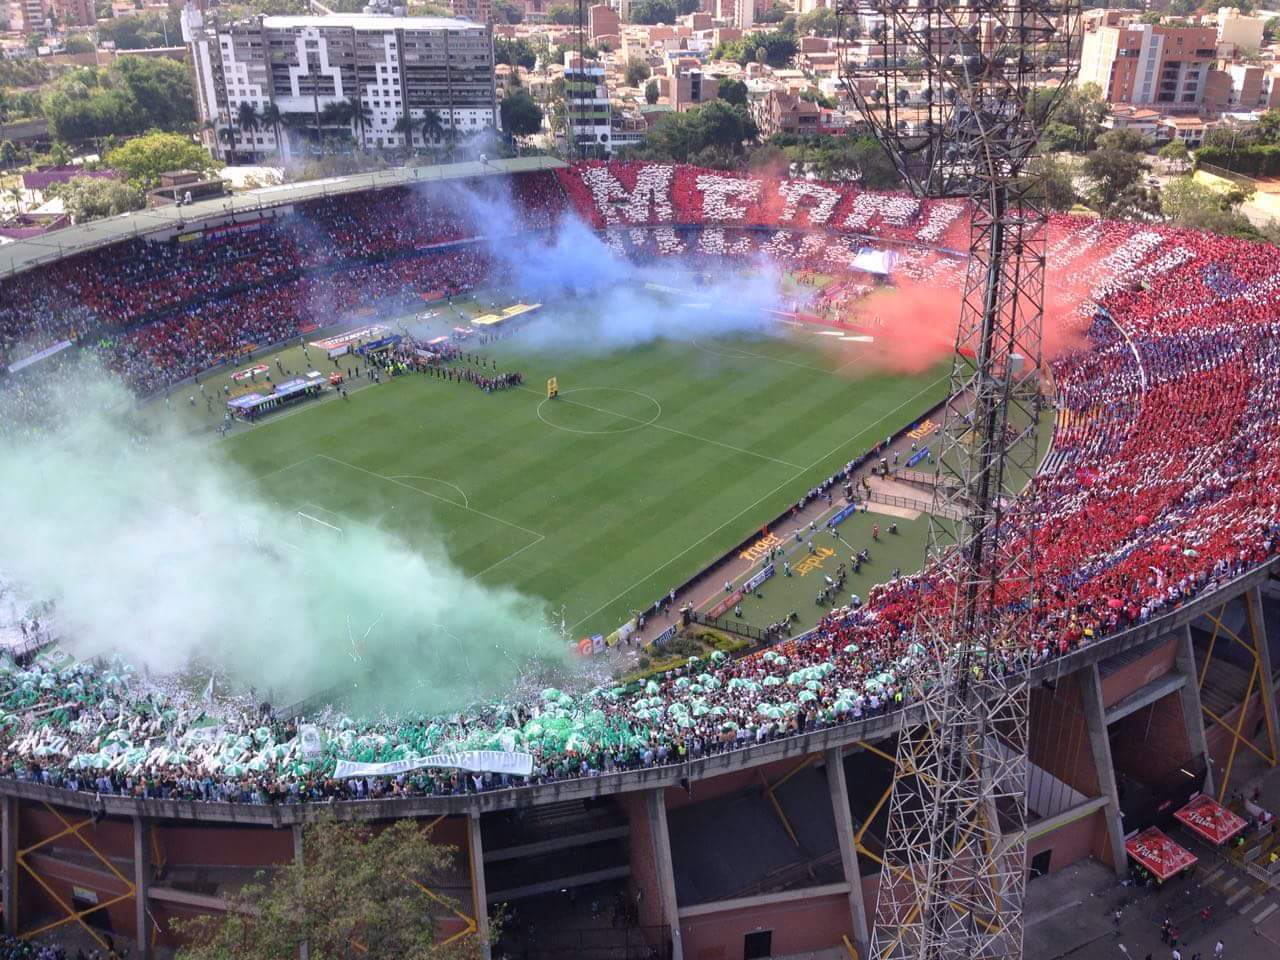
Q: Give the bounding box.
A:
[393,112,414,150]
[346,97,372,148]
[420,109,445,150]
[260,103,283,157]
[237,101,260,136]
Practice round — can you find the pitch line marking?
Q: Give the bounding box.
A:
[689,337,838,375]
[314,454,545,541]
[535,387,662,435]
[253,453,321,482]
[569,374,949,631]
[526,386,803,470]
[388,475,471,509]
[470,536,546,581]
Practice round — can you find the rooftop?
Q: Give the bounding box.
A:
[259,14,483,31]
[0,156,564,279]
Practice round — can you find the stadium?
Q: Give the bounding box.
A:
[0,156,1279,960]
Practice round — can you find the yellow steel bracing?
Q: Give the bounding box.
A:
[1197,601,1278,802]
[16,803,136,950]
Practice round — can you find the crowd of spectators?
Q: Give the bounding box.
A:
[1,166,1279,808]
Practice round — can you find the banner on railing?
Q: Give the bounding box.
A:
[743,563,775,593]
[906,446,930,468]
[827,504,858,529]
[334,750,533,779]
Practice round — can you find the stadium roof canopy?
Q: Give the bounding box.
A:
[0,155,566,280]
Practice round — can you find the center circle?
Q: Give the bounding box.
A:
[536,387,663,435]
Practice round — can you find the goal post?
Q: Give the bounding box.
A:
[297,510,344,541]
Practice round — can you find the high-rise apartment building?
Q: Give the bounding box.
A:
[450,0,492,25]
[183,7,498,162]
[563,51,613,158]
[1078,21,1216,109]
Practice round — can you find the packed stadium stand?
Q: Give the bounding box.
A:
[1,160,1279,959]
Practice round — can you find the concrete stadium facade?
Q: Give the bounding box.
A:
[3,559,1277,959]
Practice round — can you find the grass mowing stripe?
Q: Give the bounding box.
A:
[567,372,949,632]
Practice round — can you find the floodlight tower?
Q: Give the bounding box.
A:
[836,1,1078,958]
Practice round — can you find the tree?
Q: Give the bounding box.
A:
[630,0,678,23]
[47,175,144,222]
[237,100,260,137]
[173,815,484,960]
[43,56,197,144]
[421,108,446,147]
[500,89,543,138]
[796,6,842,37]
[717,77,747,106]
[1160,175,1261,238]
[1020,154,1076,211]
[105,132,219,188]
[96,11,177,50]
[63,34,95,54]
[495,36,536,70]
[546,3,577,23]
[714,30,797,68]
[493,0,523,22]
[645,80,659,105]
[1158,139,1190,168]
[1031,81,1109,153]
[624,58,651,88]
[1084,129,1157,218]
[638,99,757,164]
[261,102,283,151]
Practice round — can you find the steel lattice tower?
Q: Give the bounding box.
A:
[836,1,1078,957]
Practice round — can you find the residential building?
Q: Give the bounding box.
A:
[182,8,498,162]
[1215,6,1265,53]
[20,0,46,32]
[670,61,717,110]
[1078,21,1215,109]
[1204,62,1266,112]
[752,88,818,137]
[564,51,613,157]
[1106,104,1163,139]
[451,0,492,23]
[1159,113,1215,146]
[716,0,752,30]
[588,3,619,39]
[52,0,94,29]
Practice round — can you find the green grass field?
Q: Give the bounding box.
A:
[173,305,949,638]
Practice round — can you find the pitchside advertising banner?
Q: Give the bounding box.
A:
[333,750,534,779]
[310,325,391,360]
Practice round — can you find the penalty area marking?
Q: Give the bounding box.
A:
[689,337,833,375]
[568,373,949,632]
[387,475,471,509]
[313,453,544,541]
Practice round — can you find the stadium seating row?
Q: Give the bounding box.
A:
[0,164,1278,805]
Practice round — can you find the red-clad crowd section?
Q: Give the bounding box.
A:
[2,162,1279,765]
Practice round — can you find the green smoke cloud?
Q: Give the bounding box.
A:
[0,362,574,714]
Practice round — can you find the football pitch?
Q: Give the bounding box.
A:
[195,318,949,638]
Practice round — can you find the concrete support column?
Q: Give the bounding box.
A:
[2,796,16,937]
[1080,664,1128,877]
[1245,586,1280,760]
[468,812,491,960]
[133,816,151,960]
[293,824,309,960]
[825,749,870,954]
[1176,624,1215,796]
[645,789,683,960]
